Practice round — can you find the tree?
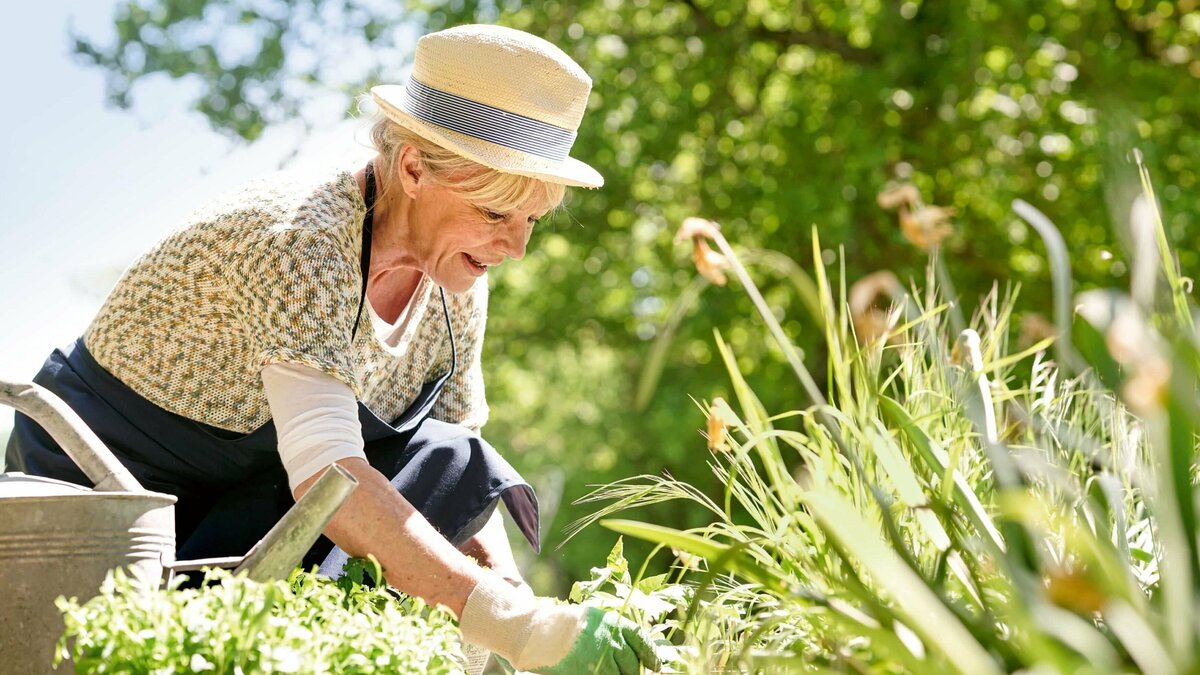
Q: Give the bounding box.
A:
[75,0,1200,584]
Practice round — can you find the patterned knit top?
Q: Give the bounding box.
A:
[82,167,489,435]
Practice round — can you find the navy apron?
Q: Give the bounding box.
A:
[4,162,540,574]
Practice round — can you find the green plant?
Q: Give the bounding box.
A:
[567,537,692,668]
[56,562,467,674]
[574,160,1198,672]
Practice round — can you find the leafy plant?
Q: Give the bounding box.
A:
[568,537,692,668]
[56,562,467,674]
[575,160,1199,673]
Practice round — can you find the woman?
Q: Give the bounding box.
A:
[6,24,659,675]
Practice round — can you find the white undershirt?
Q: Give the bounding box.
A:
[263,297,415,492]
[367,293,413,349]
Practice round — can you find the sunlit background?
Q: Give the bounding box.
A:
[5,0,1200,603]
[13,3,1200,672]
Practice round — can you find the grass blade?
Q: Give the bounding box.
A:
[804,489,1002,675]
[879,396,1004,553]
[600,519,790,595]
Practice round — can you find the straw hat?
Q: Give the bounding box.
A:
[371,24,603,188]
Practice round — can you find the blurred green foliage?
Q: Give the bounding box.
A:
[76,0,1200,589]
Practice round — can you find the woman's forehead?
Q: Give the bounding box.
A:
[472,188,556,217]
[436,162,561,217]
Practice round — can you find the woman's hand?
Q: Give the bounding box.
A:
[458,508,528,590]
[299,462,657,672]
[459,574,661,675]
[524,607,661,675]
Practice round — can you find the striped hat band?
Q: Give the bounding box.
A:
[401,78,578,162]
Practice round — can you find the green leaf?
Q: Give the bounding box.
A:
[635,573,671,593]
[606,536,629,580]
[804,489,1002,675]
[879,396,1004,553]
[600,519,790,595]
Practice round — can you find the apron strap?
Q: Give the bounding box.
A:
[438,286,456,380]
[351,161,377,343]
[352,161,456,383]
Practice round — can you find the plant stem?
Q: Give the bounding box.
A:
[707,229,828,410]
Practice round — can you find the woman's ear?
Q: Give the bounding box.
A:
[396,144,424,199]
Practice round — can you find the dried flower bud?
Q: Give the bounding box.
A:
[876,184,921,210]
[694,239,729,286]
[849,271,903,346]
[706,397,739,453]
[676,217,730,286]
[849,270,903,314]
[855,311,895,347]
[706,412,727,453]
[900,204,956,250]
[675,216,721,243]
[1122,355,1170,414]
[878,183,956,250]
[672,547,701,571]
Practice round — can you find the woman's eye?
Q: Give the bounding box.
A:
[483,210,506,222]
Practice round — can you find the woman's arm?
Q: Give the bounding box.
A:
[460,508,529,591]
[264,363,659,673]
[263,362,485,614]
[294,457,482,615]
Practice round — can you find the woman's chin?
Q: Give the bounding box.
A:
[434,255,487,292]
[435,271,481,294]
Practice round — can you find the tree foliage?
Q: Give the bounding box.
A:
[76,0,1200,585]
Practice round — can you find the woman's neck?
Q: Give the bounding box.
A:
[355,162,422,275]
[355,162,424,320]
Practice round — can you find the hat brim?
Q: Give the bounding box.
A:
[371,85,604,189]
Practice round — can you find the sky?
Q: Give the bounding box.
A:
[0,2,378,434]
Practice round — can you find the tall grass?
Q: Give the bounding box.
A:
[575,161,1197,673]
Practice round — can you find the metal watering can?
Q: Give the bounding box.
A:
[0,379,358,674]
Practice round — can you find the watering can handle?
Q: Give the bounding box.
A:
[0,380,144,493]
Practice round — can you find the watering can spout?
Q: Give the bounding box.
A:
[0,380,143,493]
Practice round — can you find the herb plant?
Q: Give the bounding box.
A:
[56,561,467,674]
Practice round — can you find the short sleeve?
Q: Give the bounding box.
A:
[261,362,366,493]
[223,228,362,395]
[431,279,490,431]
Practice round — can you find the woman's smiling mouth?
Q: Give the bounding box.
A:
[464,252,491,275]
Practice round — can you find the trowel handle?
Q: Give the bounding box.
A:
[0,380,144,493]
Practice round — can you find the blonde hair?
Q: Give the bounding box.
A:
[367,113,566,217]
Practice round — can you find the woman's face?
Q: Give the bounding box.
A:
[393,147,551,294]
[412,184,545,293]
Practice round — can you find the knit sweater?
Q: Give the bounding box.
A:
[83,166,489,435]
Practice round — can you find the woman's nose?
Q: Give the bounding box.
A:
[497,221,532,261]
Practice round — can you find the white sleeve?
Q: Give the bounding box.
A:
[261,362,367,493]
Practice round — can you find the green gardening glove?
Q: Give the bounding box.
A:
[459,575,662,674]
[509,607,661,675]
